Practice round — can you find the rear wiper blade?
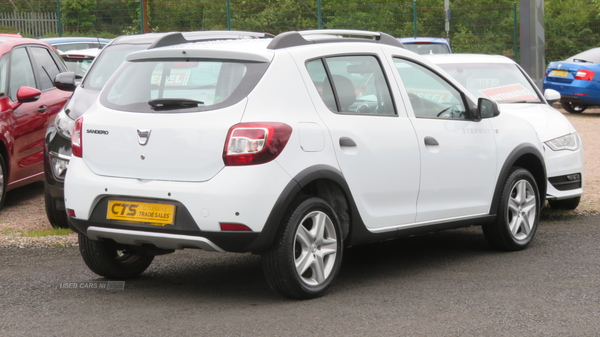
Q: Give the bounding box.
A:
[148,98,204,111]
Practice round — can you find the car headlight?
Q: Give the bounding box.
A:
[56,109,75,139]
[50,155,69,180]
[545,133,579,151]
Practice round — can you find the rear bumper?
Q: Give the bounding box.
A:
[65,157,293,252]
[543,82,600,105]
[87,226,225,251]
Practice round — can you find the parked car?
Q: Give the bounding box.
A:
[64,30,546,299]
[0,36,71,209]
[427,53,583,210]
[399,37,452,54]
[39,37,111,52]
[543,47,600,113]
[60,48,100,79]
[45,31,274,229]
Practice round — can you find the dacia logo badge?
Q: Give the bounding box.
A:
[137,129,151,146]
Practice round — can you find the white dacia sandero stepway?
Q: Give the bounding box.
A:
[64,30,547,299]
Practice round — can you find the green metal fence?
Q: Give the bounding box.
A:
[133,1,518,58]
[0,1,598,62]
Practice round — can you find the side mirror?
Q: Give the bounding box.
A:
[543,88,561,104]
[475,97,500,121]
[53,71,77,92]
[17,86,41,102]
[10,86,41,110]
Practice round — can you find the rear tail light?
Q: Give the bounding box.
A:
[575,69,595,81]
[223,122,292,166]
[72,117,83,158]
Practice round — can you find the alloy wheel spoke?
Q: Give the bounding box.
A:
[295,247,314,276]
[516,180,528,203]
[520,216,532,236]
[296,224,314,248]
[508,197,520,214]
[522,195,537,214]
[312,254,326,284]
[311,212,328,244]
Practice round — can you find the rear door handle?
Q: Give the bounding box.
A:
[339,137,357,147]
[424,136,439,146]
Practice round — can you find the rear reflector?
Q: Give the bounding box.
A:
[220,223,252,231]
[67,209,76,217]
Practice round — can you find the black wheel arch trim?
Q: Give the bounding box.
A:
[246,164,360,252]
[246,164,398,252]
[489,143,547,214]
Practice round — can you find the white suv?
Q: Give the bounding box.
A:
[65,30,547,299]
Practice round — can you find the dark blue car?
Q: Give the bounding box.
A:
[543,47,600,114]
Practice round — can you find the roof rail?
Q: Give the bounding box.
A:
[149,31,275,50]
[149,32,189,49]
[267,29,404,50]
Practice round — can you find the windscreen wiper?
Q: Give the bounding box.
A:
[148,98,204,111]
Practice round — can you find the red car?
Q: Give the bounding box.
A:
[0,35,70,208]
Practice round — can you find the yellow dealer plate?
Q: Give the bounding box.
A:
[550,70,568,77]
[107,200,175,226]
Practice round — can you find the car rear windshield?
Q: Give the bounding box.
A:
[64,57,95,78]
[436,62,542,103]
[100,58,268,112]
[566,48,600,64]
[404,43,450,55]
[83,44,149,90]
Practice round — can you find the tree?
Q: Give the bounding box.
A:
[62,0,98,33]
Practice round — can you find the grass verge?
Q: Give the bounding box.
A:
[21,228,73,237]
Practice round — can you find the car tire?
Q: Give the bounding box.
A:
[561,101,587,114]
[262,196,343,299]
[44,184,70,229]
[483,167,540,251]
[548,196,580,210]
[78,233,154,279]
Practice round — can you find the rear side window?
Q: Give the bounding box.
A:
[9,47,36,101]
[0,55,8,97]
[29,46,62,91]
[307,55,396,116]
[100,59,268,112]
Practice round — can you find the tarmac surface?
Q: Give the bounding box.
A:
[1,212,599,336]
